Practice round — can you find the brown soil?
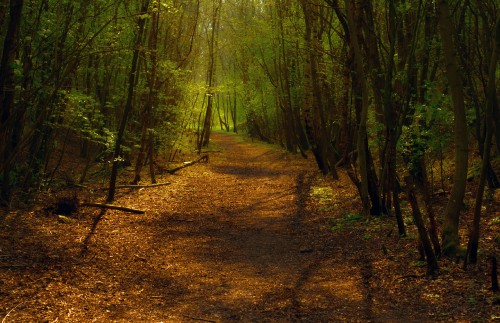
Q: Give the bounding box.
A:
[1,132,498,322]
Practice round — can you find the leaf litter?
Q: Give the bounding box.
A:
[0,132,498,322]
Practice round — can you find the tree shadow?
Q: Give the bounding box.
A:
[80,209,106,256]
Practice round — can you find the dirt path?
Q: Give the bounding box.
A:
[2,132,493,322]
[100,131,378,322]
[139,132,372,322]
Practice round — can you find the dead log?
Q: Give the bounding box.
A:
[81,203,145,214]
[166,155,209,174]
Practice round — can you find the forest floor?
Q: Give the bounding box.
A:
[1,131,499,322]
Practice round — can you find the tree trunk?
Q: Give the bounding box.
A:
[301,0,338,178]
[133,1,159,185]
[0,0,24,206]
[147,129,157,184]
[231,86,237,133]
[344,0,370,214]
[107,0,150,203]
[301,0,325,172]
[437,0,469,257]
[198,0,221,150]
[406,176,440,277]
[466,17,498,265]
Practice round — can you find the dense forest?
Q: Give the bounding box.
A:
[0,0,499,278]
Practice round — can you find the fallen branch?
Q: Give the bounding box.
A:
[166,155,209,174]
[97,182,171,190]
[200,149,221,153]
[115,182,171,189]
[81,203,145,214]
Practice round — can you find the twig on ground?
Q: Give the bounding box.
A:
[2,301,25,323]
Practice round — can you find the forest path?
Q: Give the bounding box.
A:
[143,132,367,322]
[94,131,391,322]
[0,131,409,322]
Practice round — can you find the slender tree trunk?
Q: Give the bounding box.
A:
[406,176,440,277]
[198,0,221,150]
[133,1,159,185]
[107,0,150,203]
[0,0,24,206]
[231,84,237,133]
[380,0,397,217]
[276,4,297,152]
[301,0,326,173]
[467,17,498,265]
[437,0,469,257]
[344,0,370,214]
[147,129,156,184]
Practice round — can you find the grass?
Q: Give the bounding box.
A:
[329,213,364,232]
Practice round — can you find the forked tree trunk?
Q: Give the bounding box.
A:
[406,176,440,277]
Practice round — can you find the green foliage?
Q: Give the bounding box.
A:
[311,186,334,201]
[398,85,453,172]
[412,260,427,267]
[63,90,114,150]
[329,213,364,232]
[343,213,364,222]
[367,109,385,151]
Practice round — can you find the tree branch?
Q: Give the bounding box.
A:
[166,155,209,174]
[81,203,145,214]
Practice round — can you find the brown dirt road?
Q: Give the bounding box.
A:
[0,131,495,322]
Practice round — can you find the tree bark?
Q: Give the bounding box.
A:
[466,17,498,265]
[0,0,24,206]
[344,0,370,214]
[198,0,221,150]
[406,176,440,277]
[107,0,150,203]
[437,0,469,257]
[133,1,159,185]
[301,0,338,178]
